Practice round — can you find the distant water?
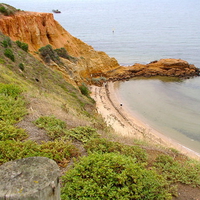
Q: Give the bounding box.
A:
[3,0,200,154]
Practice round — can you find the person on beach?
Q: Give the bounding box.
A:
[120,103,123,107]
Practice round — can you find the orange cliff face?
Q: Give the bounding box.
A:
[0,11,119,81]
[0,11,199,85]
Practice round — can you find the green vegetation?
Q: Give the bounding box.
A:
[0,5,13,16]
[4,48,15,61]
[34,115,67,140]
[39,45,77,65]
[66,126,99,143]
[0,3,18,16]
[1,37,12,48]
[16,40,29,52]
[0,140,79,167]
[18,63,24,71]
[84,138,148,163]
[0,83,27,124]
[79,83,90,97]
[61,153,172,200]
[39,44,62,65]
[54,47,77,62]
[0,121,27,141]
[154,155,200,187]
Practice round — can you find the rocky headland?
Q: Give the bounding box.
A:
[0,4,199,86]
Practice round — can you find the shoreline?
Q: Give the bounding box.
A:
[90,81,200,161]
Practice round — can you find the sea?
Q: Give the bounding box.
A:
[3,0,200,154]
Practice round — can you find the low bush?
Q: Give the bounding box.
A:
[40,139,80,167]
[0,6,13,16]
[85,137,147,163]
[1,37,12,48]
[0,139,79,167]
[16,40,28,52]
[18,63,24,71]
[4,48,15,61]
[54,47,70,59]
[0,83,27,124]
[0,121,27,141]
[61,153,172,200]
[39,45,61,65]
[54,47,77,62]
[154,155,200,187]
[34,115,67,139]
[0,83,22,98]
[65,126,99,143]
[79,83,90,97]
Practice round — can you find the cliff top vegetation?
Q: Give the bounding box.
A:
[0,3,20,16]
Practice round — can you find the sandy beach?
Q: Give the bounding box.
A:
[90,81,200,161]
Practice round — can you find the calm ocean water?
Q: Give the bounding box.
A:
[3,0,200,153]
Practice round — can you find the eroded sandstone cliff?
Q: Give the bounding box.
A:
[0,7,199,85]
[0,9,119,84]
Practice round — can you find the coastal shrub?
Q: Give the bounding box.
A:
[40,140,80,167]
[0,83,27,124]
[0,121,27,141]
[79,83,90,97]
[54,47,69,58]
[0,6,7,14]
[54,47,77,62]
[4,48,15,61]
[16,40,29,52]
[39,45,61,65]
[18,63,24,71]
[61,152,172,200]
[85,137,147,163]
[0,83,22,98]
[0,140,79,167]
[0,140,39,165]
[0,6,13,16]
[154,155,200,187]
[1,37,12,48]
[34,115,67,139]
[65,126,99,143]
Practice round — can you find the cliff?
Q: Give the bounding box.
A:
[0,6,199,85]
[0,9,119,85]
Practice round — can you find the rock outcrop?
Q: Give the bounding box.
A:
[104,58,200,81]
[0,7,199,85]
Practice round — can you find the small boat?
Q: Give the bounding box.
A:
[52,9,61,13]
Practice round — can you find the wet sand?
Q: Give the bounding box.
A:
[90,82,200,161]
